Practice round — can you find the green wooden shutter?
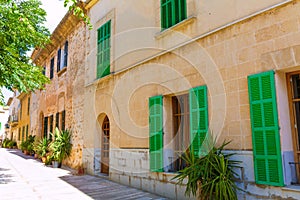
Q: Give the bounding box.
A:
[248,70,284,186]
[149,95,163,172]
[97,20,111,79]
[189,86,208,157]
[161,0,187,29]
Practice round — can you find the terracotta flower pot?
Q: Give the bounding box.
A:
[41,156,47,163]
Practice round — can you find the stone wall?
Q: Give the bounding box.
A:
[31,17,86,169]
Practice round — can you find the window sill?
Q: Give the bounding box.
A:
[155,15,197,39]
[57,67,67,77]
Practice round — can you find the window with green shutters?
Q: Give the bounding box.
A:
[189,86,208,157]
[161,0,187,29]
[149,95,164,172]
[248,70,284,186]
[97,20,111,79]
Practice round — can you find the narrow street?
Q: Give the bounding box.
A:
[0,148,167,200]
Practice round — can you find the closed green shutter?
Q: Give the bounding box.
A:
[97,20,111,79]
[149,95,163,172]
[248,70,284,186]
[161,0,187,29]
[189,86,208,157]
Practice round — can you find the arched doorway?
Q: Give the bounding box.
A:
[101,116,110,174]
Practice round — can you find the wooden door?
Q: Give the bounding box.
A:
[101,116,110,174]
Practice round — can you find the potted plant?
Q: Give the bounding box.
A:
[20,140,29,154]
[173,133,241,200]
[35,137,50,163]
[27,143,34,156]
[50,128,72,168]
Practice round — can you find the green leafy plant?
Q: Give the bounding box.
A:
[20,135,36,154]
[20,140,28,152]
[7,140,17,148]
[34,137,50,157]
[50,128,72,163]
[173,135,241,200]
[2,138,12,148]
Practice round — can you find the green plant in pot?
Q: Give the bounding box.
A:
[50,128,72,168]
[20,140,29,154]
[35,137,50,162]
[173,132,241,200]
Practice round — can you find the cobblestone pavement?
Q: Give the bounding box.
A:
[0,148,167,200]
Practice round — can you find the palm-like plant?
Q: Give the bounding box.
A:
[50,128,72,163]
[173,134,241,200]
[35,137,50,157]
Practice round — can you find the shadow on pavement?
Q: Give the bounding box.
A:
[0,167,14,184]
[6,149,40,161]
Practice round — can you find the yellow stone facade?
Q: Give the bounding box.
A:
[82,0,300,199]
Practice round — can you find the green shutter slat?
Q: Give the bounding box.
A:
[160,0,187,29]
[149,95,163,172]
[97,20,111,79]
[189,85,208,157]
[248,70,284,186]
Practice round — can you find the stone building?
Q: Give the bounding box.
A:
[17,92,31,142]
[81,0,300,199]
[30,11,86,168]
[6,91,21,143]
[0,105,9,140]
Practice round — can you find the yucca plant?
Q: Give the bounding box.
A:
[50,128,72,163]
[173,134,241,200]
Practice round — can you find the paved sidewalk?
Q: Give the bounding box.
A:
[0,148,167,200]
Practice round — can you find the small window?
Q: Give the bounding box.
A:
[161,0,187,29]
[22,126,25,141]
[26,125,28,140]
[27,97,30,115]
[97,21,111,79]
[55,112,59,130]
[57,49,61,72]
[63,41,68,68]
[49,115,53,140]
[61,110,66,131]
[50,58,54,79]
[20,103,22,120]
[18,128,21,140]
[44,116,48,138]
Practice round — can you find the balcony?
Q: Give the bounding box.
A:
[8,115,18,126]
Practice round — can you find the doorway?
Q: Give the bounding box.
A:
[101,116,110,174]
